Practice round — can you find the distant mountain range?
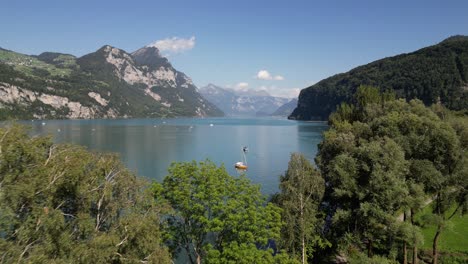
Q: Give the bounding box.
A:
[289,35,468,120]
[270,98,297,116]
[199,84,294,116]
[0,44,223,120]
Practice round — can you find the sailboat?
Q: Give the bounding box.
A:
[234,146,248,170]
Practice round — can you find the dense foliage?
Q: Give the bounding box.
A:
[314,86,467,263]
[0,125,171,263]
[154,161,296,264]
[1,86,467,263]
[274,153,327,264]
[290,35,468,120]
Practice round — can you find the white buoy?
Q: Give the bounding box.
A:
[57,129,61,132]
[210,124,214,127]
[41,122,46,126]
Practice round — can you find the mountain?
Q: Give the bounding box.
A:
[270,98,298,116]
[289,35,468,120]
[199,84,289,116]
[0,44,223,120]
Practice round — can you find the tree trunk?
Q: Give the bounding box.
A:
[197,254,201,264]
[411,209,418,264]
[367,240,372,258]
[432,226,441,264]
[412,245,418,264]
[403,242,408,264]
[302,235,306,264]
[403,211,407,264]
[300,193,306,264]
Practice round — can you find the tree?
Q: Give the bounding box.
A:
[399,182,426,264]
[275,153,326,263]
[370,101,465,264]
[156,160,289,264]
[0,124,171,263]
[317,132,408,258]
[318,89,467,263]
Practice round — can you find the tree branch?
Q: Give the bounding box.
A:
[447,204,461,220]
[44,145,57,166]
[16,239,38,264]
[0,128,10,155]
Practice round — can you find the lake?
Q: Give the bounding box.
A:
[21,117,328,194]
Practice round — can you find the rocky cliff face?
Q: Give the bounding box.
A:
[0,44,223,120]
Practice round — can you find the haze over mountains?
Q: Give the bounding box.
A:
[199,83,294,116]
[289,35,468,120]
[0,43,222,120]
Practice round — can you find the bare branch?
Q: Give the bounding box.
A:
[116,236,128,247]
[44,145,58,166]
[16,239,38,264]
[34,171,65,195]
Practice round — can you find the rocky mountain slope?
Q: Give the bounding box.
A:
[270,98,298,116]
[0,44,223,120]
[289,35,468,120]
[199,84,290,116]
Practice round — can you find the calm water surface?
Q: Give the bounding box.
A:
[22,117,328,194]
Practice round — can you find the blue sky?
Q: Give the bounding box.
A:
[2,0,468,97]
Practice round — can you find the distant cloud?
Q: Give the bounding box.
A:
[258,85,300,98]
[256,70,284,81]
[236,82,249,89]
[226,82,299,98]
[147,36,196,54]
[256,70,272,80]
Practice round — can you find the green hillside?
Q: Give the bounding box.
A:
[0,48,73,77]
[290,36,468,120]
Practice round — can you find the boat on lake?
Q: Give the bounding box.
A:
[235,146,248,170]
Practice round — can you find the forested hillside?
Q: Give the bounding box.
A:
[289,36,468,120]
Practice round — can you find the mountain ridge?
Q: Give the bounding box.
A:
[271,98,298,116]
[199,84,290,116]
[289,35,468,120]
[0,44,223,120]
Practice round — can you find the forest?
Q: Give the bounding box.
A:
[289,36,468,121]
[0,86,467,263]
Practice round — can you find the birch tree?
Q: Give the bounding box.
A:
[276,153,326,264]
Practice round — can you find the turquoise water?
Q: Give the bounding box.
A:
[22,117,328,194]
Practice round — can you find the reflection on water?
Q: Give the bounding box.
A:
[19,117,328,194]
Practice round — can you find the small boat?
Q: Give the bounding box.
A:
[235,161,248,170]
[234,146,248,170]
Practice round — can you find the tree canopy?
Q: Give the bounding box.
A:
[154,160,294,264]
[316,86,467,263]
[0,124,171,263]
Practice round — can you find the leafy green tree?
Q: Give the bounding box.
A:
[156,160,289,264]
[369,101,465,264]
[354,85,381,110]
[318,132,408,257]
[318,88,467,264]
[0,124,171,263]
[275,153,326,263]
[399,182,426,264]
